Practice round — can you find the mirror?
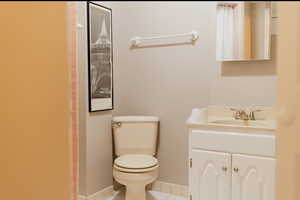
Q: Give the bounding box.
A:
[216,2,271,61]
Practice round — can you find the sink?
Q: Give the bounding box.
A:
[187,106,276,131]
[211,119,266,127]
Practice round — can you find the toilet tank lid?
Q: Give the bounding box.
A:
[113,116,159,122]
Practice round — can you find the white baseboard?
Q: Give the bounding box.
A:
[78,181,187,200]
[78,185,119,200]
[78,195,87,200]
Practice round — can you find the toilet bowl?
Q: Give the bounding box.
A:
[113,154,159,200]
[112,116,160,200]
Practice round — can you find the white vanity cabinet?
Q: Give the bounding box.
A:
[232,154,276,200]
[191,150,231,200]
[189,129,276,200]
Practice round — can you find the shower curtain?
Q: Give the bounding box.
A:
[216,4,241,60]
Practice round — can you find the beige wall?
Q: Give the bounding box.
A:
[78,2,114,196]
[0,2,71,200]
[210,36,277,106]
[276,3,300,200]
[112,2,277,185]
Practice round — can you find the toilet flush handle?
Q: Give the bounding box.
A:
[112,121,122,128]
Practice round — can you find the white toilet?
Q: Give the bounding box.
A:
[112,116,159,200]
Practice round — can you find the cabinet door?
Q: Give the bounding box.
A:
[232,154,276,200]
[191,150,231,200]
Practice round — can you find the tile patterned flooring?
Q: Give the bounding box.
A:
[106,189,187,200]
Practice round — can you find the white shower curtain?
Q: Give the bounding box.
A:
[216,5,236,60]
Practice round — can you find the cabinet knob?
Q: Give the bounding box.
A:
[222,166,228,172]
[233,168,239,173]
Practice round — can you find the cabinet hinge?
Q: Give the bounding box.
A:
[189,158,192,168]
[190,194,192,200]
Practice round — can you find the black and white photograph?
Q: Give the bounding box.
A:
[87,2,113,112]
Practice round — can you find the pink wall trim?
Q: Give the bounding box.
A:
[70,3,78,200]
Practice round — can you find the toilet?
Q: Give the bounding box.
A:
[112,116,159,200]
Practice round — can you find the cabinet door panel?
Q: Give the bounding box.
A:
[232,154,276,200]
[191,150,231,200]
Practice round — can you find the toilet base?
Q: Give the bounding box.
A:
[124,183,147,200]
[113,167,159,200]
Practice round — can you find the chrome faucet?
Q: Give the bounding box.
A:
[230,108,262,121]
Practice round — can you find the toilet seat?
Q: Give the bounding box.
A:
[114,164,159,173]
[114,154,158,173]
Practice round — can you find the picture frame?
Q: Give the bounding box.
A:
[87,2,113,112]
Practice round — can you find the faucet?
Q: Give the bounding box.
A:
[230,108,262,121]
[249,109,262,120]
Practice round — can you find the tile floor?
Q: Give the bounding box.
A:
[106,189,187,200]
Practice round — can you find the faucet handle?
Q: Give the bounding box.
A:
[249,109,262,120]
[230,108,242,113]
[230,108,241,119]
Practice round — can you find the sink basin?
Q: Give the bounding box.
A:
[211,120,266,127]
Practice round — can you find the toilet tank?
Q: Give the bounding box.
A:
[112,116,159,156]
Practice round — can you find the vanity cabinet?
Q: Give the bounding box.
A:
[191,150,231,200]
[190,150,276,200]
[189,129,276,200]
[232,154,276,200]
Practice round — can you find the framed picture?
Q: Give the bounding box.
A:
[87,2,113,112]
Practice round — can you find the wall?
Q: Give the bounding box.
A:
[112,2,277,185]
[209,37,277,106]
[0,2,71,200]
[276,2,300,200]
[78,1,114,196]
